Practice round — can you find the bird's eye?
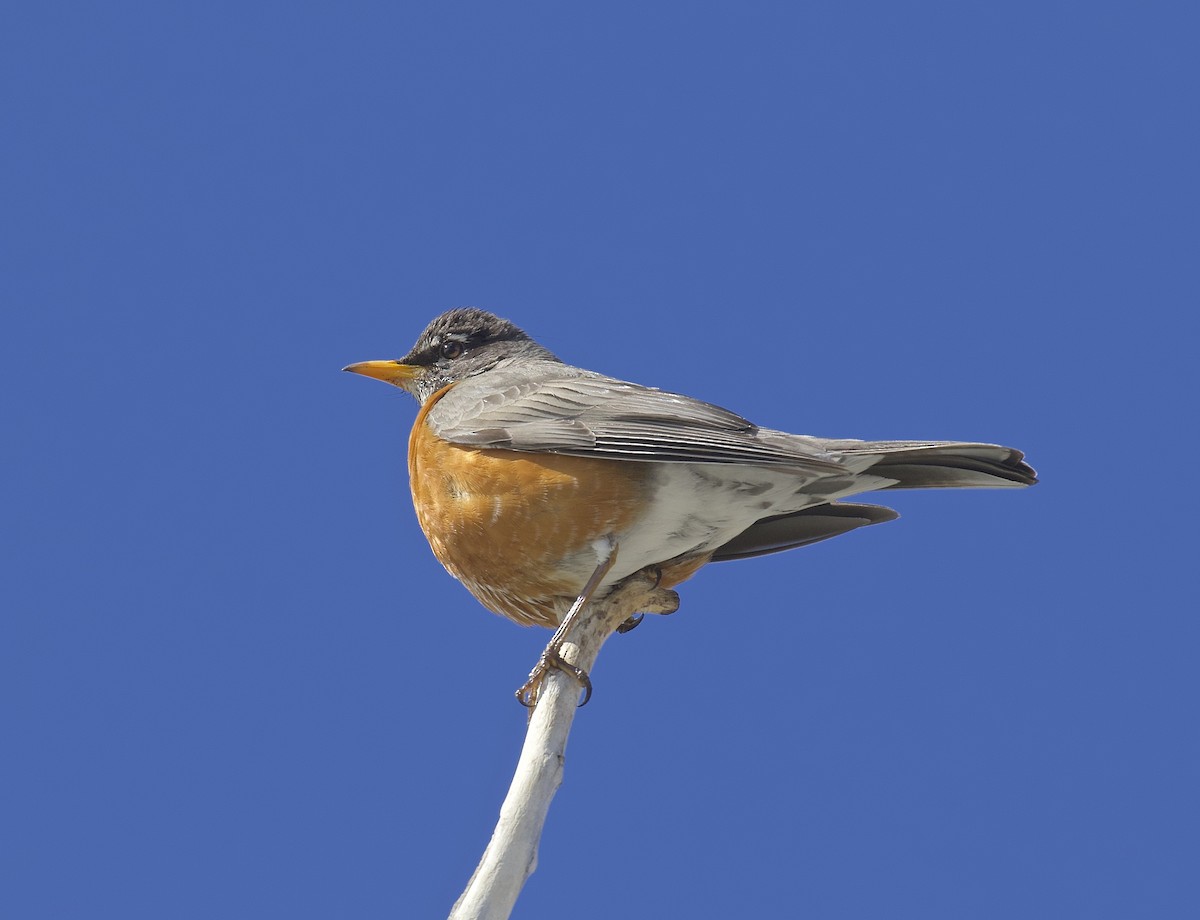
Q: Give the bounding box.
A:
[440,341,464,360]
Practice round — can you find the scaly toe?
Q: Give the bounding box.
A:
[516,649,593,708]
[644,587,680,616]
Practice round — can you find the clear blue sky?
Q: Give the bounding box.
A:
[3,3,1196,918]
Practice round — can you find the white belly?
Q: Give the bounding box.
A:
[594,462,893,589]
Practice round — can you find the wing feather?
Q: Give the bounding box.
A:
[425,366,847,474]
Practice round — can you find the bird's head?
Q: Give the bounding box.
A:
[343,307,561,403]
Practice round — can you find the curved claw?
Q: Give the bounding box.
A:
[575,673,593,706]
[616,613,644,634]
[515,682,538,708]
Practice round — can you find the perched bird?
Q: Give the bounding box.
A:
[345,308,1035,704]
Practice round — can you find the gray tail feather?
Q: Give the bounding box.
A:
[712,502,900,562]
[831,440,1038,489]
[711,441,1035,562]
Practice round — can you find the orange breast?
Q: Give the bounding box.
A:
[408,385,653,627]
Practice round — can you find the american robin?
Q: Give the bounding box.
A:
[345,308,1036,705]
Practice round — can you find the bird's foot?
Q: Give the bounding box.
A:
[516,567,679,709]
[614,572,680,633]
[516,646,592,709]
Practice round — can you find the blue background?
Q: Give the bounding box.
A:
[4,3,1196,917]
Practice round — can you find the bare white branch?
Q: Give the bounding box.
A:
[448,570,678,920]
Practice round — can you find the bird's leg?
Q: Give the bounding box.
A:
[517,539,619,709]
